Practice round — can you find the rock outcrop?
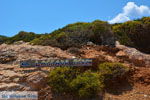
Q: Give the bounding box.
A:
[0,42,149,100]
[0,49,17,64]
[0,43,75,100]
[0,43,74,65]
[116,43,150,67]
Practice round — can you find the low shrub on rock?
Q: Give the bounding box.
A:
[48,67,81,94]
[113,17,150,53]
[98,62,129,86]
[6,31,42,44]
[70,70,104,98]
[98,62,129,79]
[48,62,129,99]
[0,35,8,44]
[48,67,104,98]
[31,20,115,50]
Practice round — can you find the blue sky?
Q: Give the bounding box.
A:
[0,0,150,36]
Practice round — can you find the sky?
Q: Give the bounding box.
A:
[0,0,150,36]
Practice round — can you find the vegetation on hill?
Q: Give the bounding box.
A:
[113,17,150,53]
[0,35,9,44]
[31,20,115,49]
[6,31,42,44]
[0,17,150,53]
[48,62,129,99]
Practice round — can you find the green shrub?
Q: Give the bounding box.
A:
[30,34,58,46]
[113,17,150,53]
[31,20,115,49]
[112,24,134,46]
[0,35,9,44]
[6,31,42,44]
[48,62,129,98]
[98,62,129,81]
[70,70,104,98]
[48,67,81,94]
[48,67,104,98]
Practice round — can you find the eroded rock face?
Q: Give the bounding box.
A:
[116,43,150,67]
[0,83,24,91]
[0,43,75,99]
[0,42,149,100]
[0,43,74,65]
[0,64,52,99]
[0,49,17,64]
[0,43,74,93]
[26,72,48,90]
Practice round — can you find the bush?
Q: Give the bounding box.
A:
[98,62,129,81]
[113,17,150,53]
[48,67,104,98]
[6,31,42,44]
[70,70,104,98]
[48,67,81,94]
[48,62,129,98]
[31,20,115,49]
[30,34,59,46]
[0,35,9,44]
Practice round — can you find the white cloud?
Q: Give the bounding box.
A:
[109,2,150,24]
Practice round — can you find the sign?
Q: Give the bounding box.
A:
[0,91,38,100]
[20,58,93,68]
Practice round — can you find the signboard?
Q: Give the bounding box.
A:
[0,91,38,100]
[20,58,93,68]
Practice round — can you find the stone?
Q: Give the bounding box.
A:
[87,41,95,46]
[116,44,150,67]
[144,94,148,98]
[116,51,126,57]
[26,72,47,90]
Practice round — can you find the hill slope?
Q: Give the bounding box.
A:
[0,43,149,100]
[31,20,115,49]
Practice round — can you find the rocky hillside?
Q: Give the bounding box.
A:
[31,20,115,50]
[0,17,149,100]
[1,17,150,53]
[0,42,74,100]
[0,42,149,100]
[113,17,150,53]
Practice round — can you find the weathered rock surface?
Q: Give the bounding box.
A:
[0,64,52,99]
[0,43,74,65]
[0,49,17,64]
[26,72,48,90]
[0,43,149,100]
[116,43,150,67]
[0,43,76,99]
[0,83,24,91]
